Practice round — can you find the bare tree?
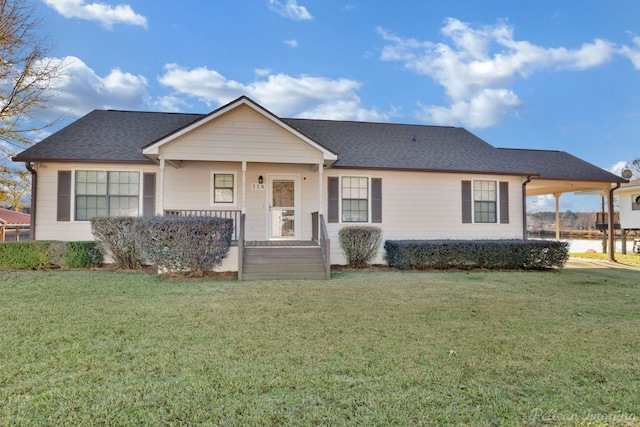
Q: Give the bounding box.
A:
[625,158,640,179]
[1,0,64,151]
[0,0,64,208]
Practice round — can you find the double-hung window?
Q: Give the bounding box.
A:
[462,180,508,225]
[327,176,381,224]
[473,180,497,223]
[213,173,234,204]
[342,176,369,222]
[75,171,140,221]
[211,172,236,205]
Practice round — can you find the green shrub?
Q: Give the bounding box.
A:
[136,216,233,277]
[64,241,104,268]
[0,241,102,270]
[91,217,143,270]
[384,239,569,270]
[339,226,383,268]
[0,241,53,269]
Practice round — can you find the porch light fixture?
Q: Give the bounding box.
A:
[258,175,263,184]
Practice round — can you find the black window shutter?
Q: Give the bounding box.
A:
[143,173,156,218]
[499,181,509,224]
[461,180,472,224]
[327,176,339,223]
[371,178,382,223]
[57,171,71,221]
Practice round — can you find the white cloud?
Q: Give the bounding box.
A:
[284,39,299,48]
[609,161,630,177]
[379,18,620,128]
[43,0,148,29]
[268,0,312,21]
[158,64,388,121]
[254,68,271,77]
[417,88,521,128]
[527,195,556,212]
[43,56,150,120]
[620,36,640,69]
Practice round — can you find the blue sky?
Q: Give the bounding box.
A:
[23,0,640,211]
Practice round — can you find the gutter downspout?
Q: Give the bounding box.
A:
[607,183,620,261]
[522,176,532,240]
[25,162,37,240]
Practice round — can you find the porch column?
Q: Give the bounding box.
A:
[242,161,247,214]
[159,157,165,215]
[318,162,324,216]
[554,193,561,240]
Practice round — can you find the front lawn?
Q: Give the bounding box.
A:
[570,252,640,267]
[1,269,639,426]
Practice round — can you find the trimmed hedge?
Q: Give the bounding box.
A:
[384,239,569,270]
[0,241,103,270]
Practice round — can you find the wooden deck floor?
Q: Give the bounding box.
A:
[245,240,318,247]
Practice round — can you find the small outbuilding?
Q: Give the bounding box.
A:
[0,208,31,242]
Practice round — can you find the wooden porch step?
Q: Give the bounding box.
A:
[242,246,327,280]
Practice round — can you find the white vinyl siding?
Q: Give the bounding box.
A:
[325,170,523,266]
[160,105,323,164]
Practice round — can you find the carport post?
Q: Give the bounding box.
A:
[607,183,620,261]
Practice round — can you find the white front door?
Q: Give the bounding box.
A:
[268,175,299,240]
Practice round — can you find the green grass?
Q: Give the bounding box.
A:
[570,252,640,267]
[1,269,639,426]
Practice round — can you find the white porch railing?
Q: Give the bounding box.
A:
[164,209,242,241]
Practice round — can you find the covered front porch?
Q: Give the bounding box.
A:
[165,208,330,280]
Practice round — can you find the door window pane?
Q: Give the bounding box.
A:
[272,181,295,207]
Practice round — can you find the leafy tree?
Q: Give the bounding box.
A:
[0,163,28,210]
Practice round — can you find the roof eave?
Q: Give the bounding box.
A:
[12,157,155,165]
[329,164,540,176]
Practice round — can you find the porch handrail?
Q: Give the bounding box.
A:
[238,213,245,280]
[165,209,241,241]
[311,211,319,242]
[313,212,331,280]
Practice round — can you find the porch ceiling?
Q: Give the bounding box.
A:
[525,178,613,197]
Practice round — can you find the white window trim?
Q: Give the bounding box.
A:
[71,168,144,223]
[339,174,372,224]
[210,171,238,207]
[471,178,500,225]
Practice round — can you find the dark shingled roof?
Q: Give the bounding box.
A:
[282,118,536,175]
[496,148,624,182]
[13,107,624,184]
[13,110,203,163]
